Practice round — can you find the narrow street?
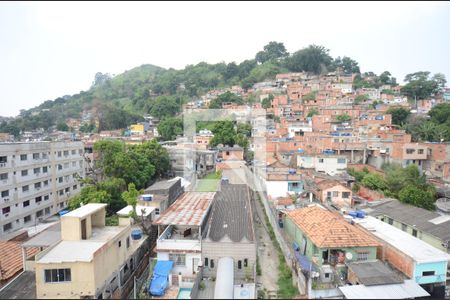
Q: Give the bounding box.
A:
[254,194,280,299]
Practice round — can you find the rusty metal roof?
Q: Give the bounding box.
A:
[154,192,216,226]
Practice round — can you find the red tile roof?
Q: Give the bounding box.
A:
[286,206,380,248]
[153,192,216,226]
[0,241,39,281]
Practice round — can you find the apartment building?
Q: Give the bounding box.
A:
[0,142,84,238]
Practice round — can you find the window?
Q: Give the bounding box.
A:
[43,166,48,173]
[337,158,346,164]
[58,177,63,183]
[72,161,76,167]
[36,196,42,203]
[33,153,40,159]
[36,210,43,218]
[64,163,69,169]
[45,207,50,215]
[71,150,76,155]
[58,164,62,170]
[35,182,41,189]
[3,223,12,231]
[65,187,70,193]
[324,273,330,278]
[406,149,415,154]
[210,259,215,269]
[118,241,122,248]
[23,200,30,207]
[204,258,209,267]
[332,191,339,197]
[401,223,407,231]
[0,156,7,163]
[169,254,186,266]
[126,237,130,248]
[20,154,27,161]
[318,158,324,163]
[226,151,230,155]
[155,208,160,215]
[422,271,435,276]
[42,153,48,159]
[24,215,31,223]
[73,185,77,190]
[1,190,9,198]
[418,149,424,154]
[342,192,350,199]
[244,259,248,267]
[44,269,71,283]
[387,218,393,225]
[57,151,62,157]
[63,150,69,156]
[33,167,40,174]
[0,173,7,180]
[44,195,49,201]
[412,229,417,237]
[79,149,83,155]
[238,260,242,269]
[21,170,28,176]
[2,206,10,214]
[357,252,369,261]
[43,180,49,187]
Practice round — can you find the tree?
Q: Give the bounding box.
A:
[307,108,319,118]
[92,72,112,87]
[210,121,236,147]
[56,122,69,131]
[354,95,369,105]
[401,71,446,100]
[209,91,243,109]
[132,140,171,178]
[361,173,387,191]
[255,41,288,64]
[398,185,435,210]
[332,56,360,74]
[149,95,180,119]
[335,114,352,123]
[285,45,333,74]
[386,107,410,126]
[261,94,274,109]
[428,103,450,125]
[379,71,397,86]
[157,117,183,141]
[237,122,252,137]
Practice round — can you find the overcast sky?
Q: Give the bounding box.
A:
[1,1,449,117]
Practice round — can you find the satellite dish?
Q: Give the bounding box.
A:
[345,252,353,260]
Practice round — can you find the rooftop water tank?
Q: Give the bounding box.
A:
[356,211,366,218]
[131,229,142,240]
[58,210,69,216]
[348,211,358,218]
[142,194,153,202]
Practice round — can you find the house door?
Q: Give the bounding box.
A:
[192,258,199,274]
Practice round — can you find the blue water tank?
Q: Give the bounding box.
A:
[142,194,153,202]
[58,210,69,216]
[356,211,366,218]
[131,229,142,240]
[348,211,358,218]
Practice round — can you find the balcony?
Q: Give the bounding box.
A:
[157,225,201,252]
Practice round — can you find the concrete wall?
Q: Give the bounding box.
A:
[157,251,201,277]
[266,181,288,198]
[202,238,256,280]
[415,261,448,285]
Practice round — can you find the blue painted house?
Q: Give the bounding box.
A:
[357,216,450,298]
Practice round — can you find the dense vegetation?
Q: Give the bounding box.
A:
[69,140,170,215]
[348,164,436,210]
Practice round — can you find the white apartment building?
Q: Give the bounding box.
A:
[0,141,85,238]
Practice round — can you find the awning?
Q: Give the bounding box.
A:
[294,252,317,273]
[338,280,430,299]
[153,260,174,277]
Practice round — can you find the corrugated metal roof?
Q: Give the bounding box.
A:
[153,192,215,226]
[338,279,430,299]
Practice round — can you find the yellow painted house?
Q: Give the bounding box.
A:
[130,124,145,135]
[35,204,147,299]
